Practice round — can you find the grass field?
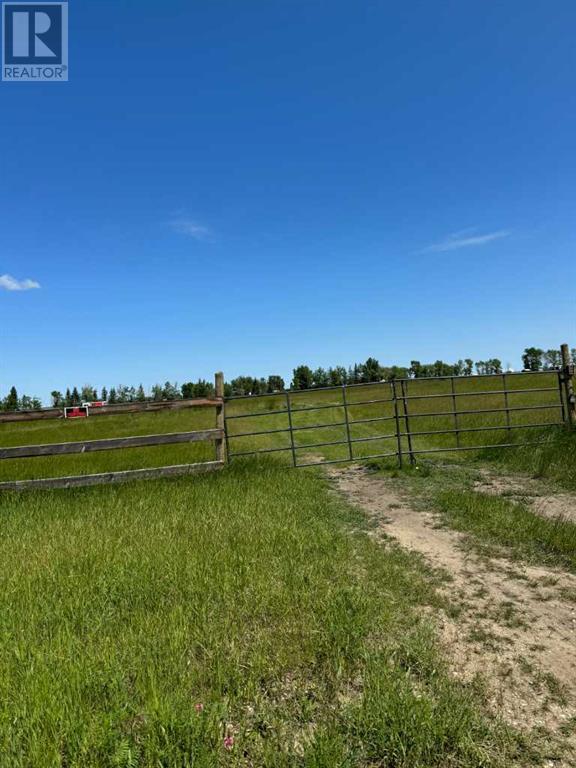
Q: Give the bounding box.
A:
[0,462,532,767]
[0,410,216,482]
[0,371,572,765]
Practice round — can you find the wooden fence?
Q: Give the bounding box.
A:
[0,373,227,491]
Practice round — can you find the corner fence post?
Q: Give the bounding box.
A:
[215,372,227,463]
[560,344,576,427]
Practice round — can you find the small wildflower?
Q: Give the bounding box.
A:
[223,735,234,750]
[195,703,204,713]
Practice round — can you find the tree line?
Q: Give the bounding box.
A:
[2,346,574,411]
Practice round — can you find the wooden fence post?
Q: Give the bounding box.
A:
[560,344,575,427]
[215,372,227,462]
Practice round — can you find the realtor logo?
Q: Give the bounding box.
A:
[2,2,68,81]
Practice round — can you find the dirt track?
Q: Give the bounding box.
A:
[329,465,576,763]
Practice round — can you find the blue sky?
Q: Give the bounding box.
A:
[1,0,575,402]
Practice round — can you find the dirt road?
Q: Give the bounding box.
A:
[329,464,576,764]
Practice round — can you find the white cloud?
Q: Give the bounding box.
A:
[169,217,211,240]
[422,229,510,253]
[0,274,41,291]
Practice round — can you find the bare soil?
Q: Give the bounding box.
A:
[473,470,576,523]
[328,464,576,764]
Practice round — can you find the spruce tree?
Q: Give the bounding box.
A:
[6,386,19,411]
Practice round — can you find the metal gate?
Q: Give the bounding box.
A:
[224,366,573,468]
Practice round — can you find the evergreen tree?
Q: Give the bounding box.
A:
[196,380,215,397]
[361,357,381,383]
[348,364,362,384]
[65,388,72,407]
[181,382,194,399]
[5,386,18,411]
[108,387,117,404]
[71,387,81,405]
[136,384,146,402]
[101,387,108,402]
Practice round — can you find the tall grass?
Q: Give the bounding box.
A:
[482,426,576,490]
[0,463,528,766]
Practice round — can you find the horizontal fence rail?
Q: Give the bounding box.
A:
[0,397,222,424]
[0,429,223,460]
[0,461,224,492]
[225,362,574,469]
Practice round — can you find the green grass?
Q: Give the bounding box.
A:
[0,373,571,764]
[0,409,216,481]
[482,426,576,490]
[435,489,576,572]
[0,462,530,767]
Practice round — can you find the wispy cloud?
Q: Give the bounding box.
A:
[169,217,211,241]
[422,229,510,253]
[0,274,41,291]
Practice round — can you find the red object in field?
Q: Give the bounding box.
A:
[91,401,105,408]
[64,406,89,419]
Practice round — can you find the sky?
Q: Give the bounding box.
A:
[1,0,575,402]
